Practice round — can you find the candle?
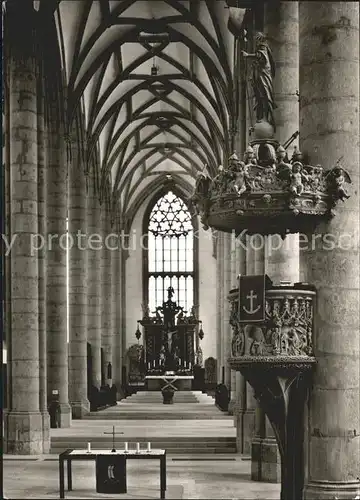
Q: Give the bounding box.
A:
[148,362,150,370]
[87,442,91,453]
[147,442,151,452]
[124,442,128,452]
[153,360,155,368]
[184,360,187,368]
[189,362,192,369]
[136,442,140,453]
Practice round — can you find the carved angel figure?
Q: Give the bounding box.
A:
[233,163,252,197]
[243,145,257,166]
[327,165,351,201]
[307,165,323,193]
[141,303,150,319]
[191,171,212,215]
[290,162,309,196]
[212,165,227,196]
[276,145,292,179]
[228,151,240,171]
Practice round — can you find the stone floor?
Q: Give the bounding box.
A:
[3,454,281,499]
[3,393,281,498]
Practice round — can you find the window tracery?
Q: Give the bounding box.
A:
[146,191,194,313]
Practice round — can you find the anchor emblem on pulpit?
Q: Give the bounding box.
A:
[237,275,272,323]
[242,289,261,315]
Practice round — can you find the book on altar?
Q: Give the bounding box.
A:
[165,371,175,376]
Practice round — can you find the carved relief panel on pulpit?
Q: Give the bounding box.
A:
[229,285,315,362]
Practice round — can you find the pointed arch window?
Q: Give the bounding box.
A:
[145,190,195,313]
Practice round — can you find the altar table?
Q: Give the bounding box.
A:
[59,448,166,499]
[145,375,194,391]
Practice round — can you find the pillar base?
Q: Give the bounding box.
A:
[251,437,281,483]
[304,481,360,500]
[242,408,256,455]
[233,407,256,455]
[70,399,90,419]
[228,399,236,415]
[58,403,72,427]
[4,411,49,454]
[41,411,50,454]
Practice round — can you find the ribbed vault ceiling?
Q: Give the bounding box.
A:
[54,0,240,214]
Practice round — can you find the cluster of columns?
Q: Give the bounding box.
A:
[218,1,359,498]
[3,4,124,453]
[299,2,359,498]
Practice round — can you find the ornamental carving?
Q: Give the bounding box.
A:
[190,141,352,235]
[228,286,315,360]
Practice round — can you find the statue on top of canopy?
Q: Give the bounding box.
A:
[156,286,183,332]
[242,32,277,132]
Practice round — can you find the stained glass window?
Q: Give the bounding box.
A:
[146,191,194,312]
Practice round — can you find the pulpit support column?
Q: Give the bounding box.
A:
[237,363,314,500]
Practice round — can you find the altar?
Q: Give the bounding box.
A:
[145,374,194,403]
[135,286,204,391]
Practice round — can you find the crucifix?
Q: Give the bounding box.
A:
[103,426,124,453]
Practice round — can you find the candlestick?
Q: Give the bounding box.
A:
[147,442,151,452]
[124,442,128,452]
[136,442,140,453]
[87,442,91,453]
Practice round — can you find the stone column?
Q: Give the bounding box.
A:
[228,369,236,415]
[68,122,90,418]
[223,232,232,389]
[232,233,248,451]
[112,215,123,395]
[87,176,102,388]
[247,0,301,482]
[265,0,300,286]
[248,235,269,470]
[46,108,71,427]
[249,232,281,482]
[100,199,113,386]
[299,3,360,498]
[121,247,128,383]
[4,46,11,414]
[4,1,48,453]
[110,218,120,392]
[238,235,257,455]
[37,76,50,450]
[228,232,237,413]
[216,232,224,382]
[234,370,247,452]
